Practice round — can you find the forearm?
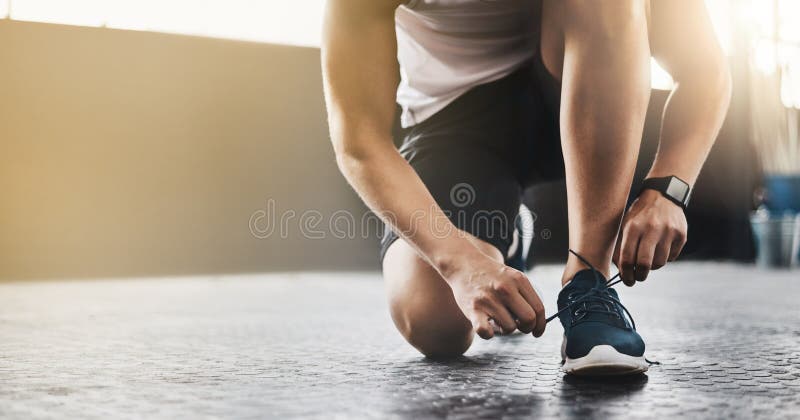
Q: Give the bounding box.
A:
[648,0,733,186]
[647,72,732,185]
[335,134,477,277]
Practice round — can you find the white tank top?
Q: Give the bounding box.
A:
[395,0,538,127]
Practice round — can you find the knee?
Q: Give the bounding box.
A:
[383,239,478,359]
[391,301,474,359]
[563,0,647,40]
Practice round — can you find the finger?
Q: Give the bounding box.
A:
[473,313,494,340]
[618,224,641,286]
[668,232,687,261]
[635,232,659,282]
[514,276,546,337]
[489,319,504,336]
[486,300,517,335]
[505,292,537,334]
[651,237,671,270]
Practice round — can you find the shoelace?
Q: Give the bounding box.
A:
[544,249,635,330]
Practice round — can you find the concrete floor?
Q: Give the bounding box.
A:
[1,263,799,419]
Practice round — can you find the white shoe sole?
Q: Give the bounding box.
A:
[562,343,649,376]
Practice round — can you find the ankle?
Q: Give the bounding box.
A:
[561,251,612,286]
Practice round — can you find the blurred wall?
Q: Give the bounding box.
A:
[0,20,377,281]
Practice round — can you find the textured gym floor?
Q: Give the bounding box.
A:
[1,263,799,419]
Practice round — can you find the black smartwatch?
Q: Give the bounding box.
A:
[640,176,692,210]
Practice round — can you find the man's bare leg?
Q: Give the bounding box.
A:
[541,0,651,283]
[382,236,505,358]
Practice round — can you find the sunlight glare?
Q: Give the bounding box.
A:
[9,0,326,47]
[651,58,674,91]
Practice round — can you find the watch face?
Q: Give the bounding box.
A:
[666,177,690,204]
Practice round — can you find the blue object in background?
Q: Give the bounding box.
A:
[762,174,800,264]
[764,175,800,215]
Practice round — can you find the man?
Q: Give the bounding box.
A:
[321,0,730,375]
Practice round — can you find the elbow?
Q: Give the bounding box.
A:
[331,134,391,177]
[674,59,733,109]
[329,123,371,173]
[334,145,365,176]
[332,141,364,176]
[327,112,396,176]
[704,61,733,111]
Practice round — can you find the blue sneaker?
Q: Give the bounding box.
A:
[553,250,648,376]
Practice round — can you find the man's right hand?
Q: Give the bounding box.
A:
[444,250,546,339]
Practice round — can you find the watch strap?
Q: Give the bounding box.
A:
[641,176,691,209]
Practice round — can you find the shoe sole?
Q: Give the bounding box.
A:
[562,343,649,376]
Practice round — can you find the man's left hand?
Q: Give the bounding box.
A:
[614,189,688,286]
